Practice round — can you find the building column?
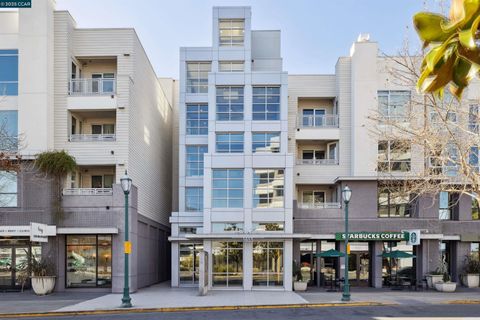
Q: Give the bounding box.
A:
[284,239,293,291]
[243,241,253,290]
[371,242,383,288]
[171,242,179,287]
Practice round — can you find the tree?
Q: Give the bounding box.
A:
[413,0,480,98]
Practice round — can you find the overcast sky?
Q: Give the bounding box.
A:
[56,0,444,79]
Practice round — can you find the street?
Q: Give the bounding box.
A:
[1,304,480,320]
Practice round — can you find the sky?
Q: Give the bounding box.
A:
[55,0,444,79]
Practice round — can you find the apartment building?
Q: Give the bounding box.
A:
[170,7,294,290]
[0,0,174,292]
[291,36,480,288]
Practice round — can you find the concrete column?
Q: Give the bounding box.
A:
[284,239,293,291]
[371,242,383,288]
[316,240,321,287]
[243,241,253,290]
[171,242,179,287]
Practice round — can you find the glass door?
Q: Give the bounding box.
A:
[0,248,13,288]
[14,248,29,288]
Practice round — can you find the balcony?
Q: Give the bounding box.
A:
[296,158,338,165]
[297,114,339,128]
[69,78,116,96]
[63,188,113,196]
[69,134,116,142]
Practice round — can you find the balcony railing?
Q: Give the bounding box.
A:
[298,114,339,128]
[63,188,113,196]
[69,134,116,142]
[298,202,341,209]
[296,158,338,165]
[69,78,116,95]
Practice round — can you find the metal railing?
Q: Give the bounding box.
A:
[298,202,341,209]
[63,188,113,196]
[296,158,338,165]
[69,134,116,142]
[69,78,116,95]
[298,114,339,128]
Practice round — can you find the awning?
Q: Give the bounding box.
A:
[379,250,415,259]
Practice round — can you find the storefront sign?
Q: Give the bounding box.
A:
[335,232,407,241]
[405,229,421,245]
[0,224,56,242]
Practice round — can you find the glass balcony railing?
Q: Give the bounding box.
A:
[69,78,116,95]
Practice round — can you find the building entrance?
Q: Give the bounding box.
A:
[348,242,370,287]
[0,239,40,291]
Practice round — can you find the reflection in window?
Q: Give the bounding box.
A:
[186,104,208,135]
[472,196,479,220]
[253,169,284,208]
[252,222,284,232]
[0,110,18,150]
[216,86,244,121]
[253,242,284,287]
[185,187,203,212]
[186,145,207,176]
[212,242,243,287]
[219,19,245,46]
[212,169,244,208]
[66,235,112,288]
[0,171,17,207]
[252,132,280,153]
[211,223,244,233]
[0,50,18,96]
[216,133,244,153]
[378,183,412,218]
[377,140,411,172]
[377,90,410,121]
[252,87,280,120]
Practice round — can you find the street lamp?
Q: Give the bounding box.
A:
[120,170,132,308]
[342,185,352,302]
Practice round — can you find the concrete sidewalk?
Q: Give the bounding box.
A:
[0,283,479,316]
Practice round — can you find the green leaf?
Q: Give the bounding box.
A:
[413,12,452,42]
[459,15,480,49]
[419,54,456,93]
[442,0,480,32]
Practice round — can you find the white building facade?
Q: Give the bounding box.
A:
[170,7,294,291]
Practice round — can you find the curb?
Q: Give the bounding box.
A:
[445,300,480,304]
[0,302,394,318]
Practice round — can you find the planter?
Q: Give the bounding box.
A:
[462,274,480,288]
[293,281,307,291]
[31,276,56,295]
[435,282,457,292]
[427,274,443,289]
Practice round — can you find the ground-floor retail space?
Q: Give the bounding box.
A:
[171,239,294,290]
[294,237,480,289]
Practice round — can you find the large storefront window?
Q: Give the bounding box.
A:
[66,235,112,288]
[212,241,243,287]
[179,243,203,285]
[382,241,414,286]
[253,242,283,287]
[300,241,316,285]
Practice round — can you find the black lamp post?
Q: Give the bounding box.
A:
[342,185,352,302]
[120,170,132,308]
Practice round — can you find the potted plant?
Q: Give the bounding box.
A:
[30,257,56,295]
[426,270,444,289]
[462,255,480,288]
[434,257,457,292]
[293,260,307,291]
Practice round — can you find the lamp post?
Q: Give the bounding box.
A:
[342,185,352,302]
[120,170,132,308]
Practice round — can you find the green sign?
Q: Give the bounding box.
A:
[0,1,31,8]
[335,232,407,241]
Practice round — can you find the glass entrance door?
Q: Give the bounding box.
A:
[348,242,370,287]
[0,248,13,288]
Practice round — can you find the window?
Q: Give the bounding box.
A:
[253,242,284,287]
[91,73,115,94]
[253,169,284,208]
[470,147,479,172]
[216,133,244,153]
[471,243,479,260]
[66,235,112,288]
[252,222,284,232]
[377,140,411,172]
[186,145,207,176]
[377,90,411,120]
[252,132,280,153]
[179,227,199,235]
[212,223,244,233]
[252,87,280,121]
[469,105,479,133]
[302,109,327,127]
[91,175,113,188]
[219,19,245,46]
[302,191,326,208]
[219,61,244,72]
[0,171,17,207]
[91,124,115,135]
[212,241,243,287]
[179,243,203,285]
[0,110,18,150]
[186,104,208,135]
[472,197,480,220]
[212,169,243,208]
[378,184,411,217]
[439,191,457,220]
[0,50,18,95]
[216,86,244,120]
[186,62,211,93]
[185,187,203,212]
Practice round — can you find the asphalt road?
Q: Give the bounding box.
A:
[2,304,480,320]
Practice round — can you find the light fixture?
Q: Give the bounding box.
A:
[120,170,132,194]
[342,185,352,203]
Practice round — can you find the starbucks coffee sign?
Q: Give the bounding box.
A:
[335,232,407,241]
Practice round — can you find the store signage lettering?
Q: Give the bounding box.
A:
[335,232,407,241]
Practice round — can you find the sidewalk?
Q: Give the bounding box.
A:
[0,282,479,316]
